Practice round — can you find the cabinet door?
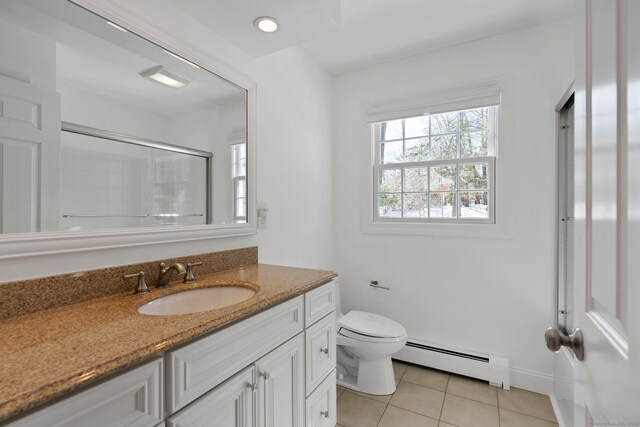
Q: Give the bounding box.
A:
[255,334,305,427]
[167,366,256,427]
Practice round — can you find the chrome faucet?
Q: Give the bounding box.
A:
[156,262,186,288]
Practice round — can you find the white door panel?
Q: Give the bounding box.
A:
[0,73,60,233]
[569,0,640,424]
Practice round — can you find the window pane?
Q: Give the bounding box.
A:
[459,163,488,190]
[378,194,401,217]
[235,179,246,197]
[430,134,457,159]
[381,119,403,141]
[429,192,457,218]
[429,165,457,191]
[404,116,429,138]
[460,131,488,158]
[460,192,489,218]
[460,108,488,131]
[379,169,401,192]
[403,193,428,218]
[404,137,429,161]
[381,140,403,163]
[430,111,459,135]
[404,167,428,192]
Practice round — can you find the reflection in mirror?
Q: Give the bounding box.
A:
[0,0,247,233]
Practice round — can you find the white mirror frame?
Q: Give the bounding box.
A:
[0,0,257,260]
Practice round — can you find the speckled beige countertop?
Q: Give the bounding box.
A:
[0,264,337,422]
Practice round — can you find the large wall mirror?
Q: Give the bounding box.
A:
[0,0,250,237]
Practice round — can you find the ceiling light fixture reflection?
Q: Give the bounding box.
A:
[163,49,201,69]
[254,16,279,33]
[140,66,190,88]
[106,21,128,32]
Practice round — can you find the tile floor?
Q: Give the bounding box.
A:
[336,360,558,427]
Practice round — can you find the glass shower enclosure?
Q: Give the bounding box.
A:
[60,122,211,231]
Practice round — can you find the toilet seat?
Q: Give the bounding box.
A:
[338,311,407,343]
[339,327,406,343]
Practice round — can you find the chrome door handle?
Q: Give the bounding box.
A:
[545,327,584,361]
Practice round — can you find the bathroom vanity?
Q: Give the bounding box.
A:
[0,264,338,427]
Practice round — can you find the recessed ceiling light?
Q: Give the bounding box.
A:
[140,66,190,88]
[106,21,128,32]
[254,16,279,33]
[163,49,201,69]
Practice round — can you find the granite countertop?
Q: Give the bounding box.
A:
[0,264,337,422]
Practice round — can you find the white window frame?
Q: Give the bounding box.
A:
[360,79,515,238]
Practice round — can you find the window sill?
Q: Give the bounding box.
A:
[360,220,511,239]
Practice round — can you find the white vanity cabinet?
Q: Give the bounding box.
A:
[7,280,338,427]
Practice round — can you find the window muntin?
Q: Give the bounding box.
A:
[373,106,497,223]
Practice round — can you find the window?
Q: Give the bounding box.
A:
[231,143,247,223]
[373,106,497,223]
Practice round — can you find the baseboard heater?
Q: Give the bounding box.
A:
[395,339,510,389]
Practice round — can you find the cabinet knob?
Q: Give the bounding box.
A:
[320,347,329,355]
[260,371,271,380]
[247,382,258,393]
[321,410,329,418]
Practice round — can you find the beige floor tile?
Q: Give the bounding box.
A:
[378,405,439,427]
[499,408,559,427]
[438,423,458,427]
[402,365,450,391]
[337,385,345,399]
[390,381,445,419]
[337,391,387,427]
[446,375,498,406]
[498,387,557,422]
[440,394,499,427]
[350,388,393,404]
[393,360,409,380]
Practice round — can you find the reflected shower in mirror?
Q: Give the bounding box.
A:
[0,0,248,233]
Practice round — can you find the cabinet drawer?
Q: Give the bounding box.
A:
[167,296,304,413]
[305,313,336,396]
[9,359,163,427]
[304,280,336,327]
[305,370,336,427]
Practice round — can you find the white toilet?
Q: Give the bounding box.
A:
[334,282,408,395]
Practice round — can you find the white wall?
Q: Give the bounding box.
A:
[0,1,335,280]
[332,19,574,388]
[256,47,335,270]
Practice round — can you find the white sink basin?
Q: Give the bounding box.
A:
[137,286,256,316]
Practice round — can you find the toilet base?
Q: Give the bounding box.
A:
[336,357,397,395]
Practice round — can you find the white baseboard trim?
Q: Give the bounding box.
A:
[509,366,554,395]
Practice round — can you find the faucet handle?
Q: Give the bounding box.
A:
[184,262,203,283]
[124,271,149,295]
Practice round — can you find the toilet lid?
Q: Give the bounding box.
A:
[338,311,406,339]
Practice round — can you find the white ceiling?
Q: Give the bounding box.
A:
[301,0,574,74]
[169,0,573,75]
[167,0,341,58]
